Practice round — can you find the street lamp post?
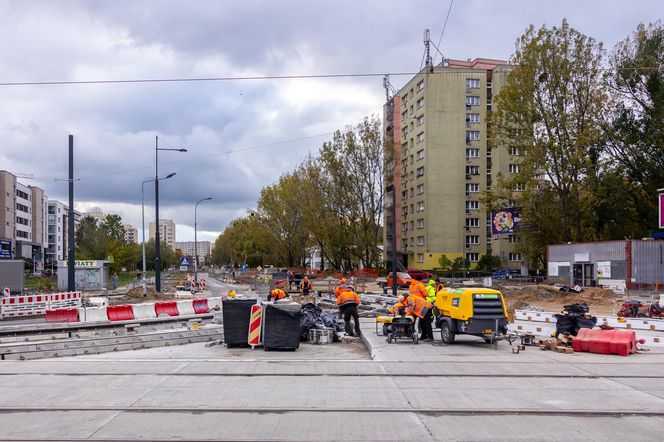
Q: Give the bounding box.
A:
[142,173,176,297]
[194,197,213,287]
[155,136,187,292]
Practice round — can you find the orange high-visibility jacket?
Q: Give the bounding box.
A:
[387,302,405,315]
[271,289,286,300]
[409,280,427,299]
[334,285,347,301]
[404,294,432,319]
[337,290,361,306]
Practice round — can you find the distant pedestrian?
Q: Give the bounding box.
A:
[112,273,118,290]
[288,271,294,290]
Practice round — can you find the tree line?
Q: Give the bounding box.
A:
[75,214,178,273]
[212,117,384,271]
[486,19,664,269]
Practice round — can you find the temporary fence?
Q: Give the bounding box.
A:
[0,292,82,319]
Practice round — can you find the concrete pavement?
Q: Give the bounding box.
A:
[0,318,663,440]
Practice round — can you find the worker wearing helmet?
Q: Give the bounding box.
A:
[425,280,437,303]
[337,285,361,337]
[301,275,312,295]
[387,295,406,315]
[409,279,427,299]
[335,278,347,302]
[270,288,287,302]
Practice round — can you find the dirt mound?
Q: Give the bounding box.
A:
[109,287,176,304]
[502,284,621,315]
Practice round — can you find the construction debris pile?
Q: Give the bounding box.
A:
[502,284,621,315]
[554,303,598,336]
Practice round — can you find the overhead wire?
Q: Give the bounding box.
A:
[433,0,454,65]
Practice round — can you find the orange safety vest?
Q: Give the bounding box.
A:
[337,290,360,306]
[271,289,286,300]
[409,281,427,299]
[387,302,405,315]
[405,295,432,319]
[334,285,347,301]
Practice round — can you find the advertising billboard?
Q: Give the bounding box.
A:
[491,208,521,235]
[660,193,664,229]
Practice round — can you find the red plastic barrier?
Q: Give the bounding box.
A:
[107,305,135,321]
[45,308,79,323]
[154,301,179,317]
[192,298,209,314]
[572,328,637,356]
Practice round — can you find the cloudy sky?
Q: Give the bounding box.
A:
[0,0,660,243]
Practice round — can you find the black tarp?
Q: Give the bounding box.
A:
[222,299,255,348]
[263,304,302,350]
[300,302,345,341]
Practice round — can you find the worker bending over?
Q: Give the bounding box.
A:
[337,285,362,337]
[270,288,287,302]
[404,292,434,341]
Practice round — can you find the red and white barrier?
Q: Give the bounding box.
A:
[176,300,195,316]
[0,292,81,319]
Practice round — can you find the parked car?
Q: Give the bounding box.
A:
[379,272,413,289]
[405,269,434,281]
[492,269,521,280]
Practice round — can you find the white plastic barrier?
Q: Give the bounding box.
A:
[1,292,81,319]
[176,300,196,316]
[78,306,108,322]
[132,303,157,320]
[207,297,222,310]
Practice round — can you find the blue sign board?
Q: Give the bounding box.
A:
[241,264,248,271]
[180,257,190,266]
[0,240,11,259]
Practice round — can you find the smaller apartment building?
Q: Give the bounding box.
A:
[46,200,81,266]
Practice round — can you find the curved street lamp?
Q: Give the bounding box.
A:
[194,197,213,286]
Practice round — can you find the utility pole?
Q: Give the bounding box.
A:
[154,136,161,292]
[67,135,75,291]
[387,185,398,297]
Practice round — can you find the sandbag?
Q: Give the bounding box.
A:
[554,314,576,336]
[563,303,589,315]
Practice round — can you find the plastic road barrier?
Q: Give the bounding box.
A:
[192,298,210,314]
[132,303,157,320]
[107,305,135,321]
[154,301,179,317]
[248,304,263,348]
[572,328,638,356]
[45,308,79,323]
[176,300,195,316]
[78,306,108,322]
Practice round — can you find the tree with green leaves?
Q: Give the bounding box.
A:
[451,257,470,272]
[100,214,125,242]
[477,254,502,271]
[438,254,453,270]
[489,19,608,266]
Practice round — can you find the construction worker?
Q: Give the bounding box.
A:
[425,280,437,303]
[301,275,312,295]
[337,285,361,336]
[270,288,287,302]
[228,289,237,298]
[335,278,347,301]
[387,295,406,315]
[409,279,428,299]
[404,293,434,341]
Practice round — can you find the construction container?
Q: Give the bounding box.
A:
[262,304,301,351]
[309,328,333,344]
[222,299,255,348]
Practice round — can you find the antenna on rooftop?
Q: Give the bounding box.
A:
[423,29,433,68]
[383,75,395,102]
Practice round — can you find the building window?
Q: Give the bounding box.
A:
[416,201,425,212]
[508,235,516,244]
[466,96,480,106]
[509,252,522,262]
[417,184,424,194]
[466,131,480,141]
[409,188,414,197]
[409,139,414,148]
[16,189,29,199]
[466,201,479,211]
[403,126,408,137]
[417,149,424,160]
[16,203,29,212]
[417,132,425,143]
[410,220,414,229]
[417,236,425,246]
[401,111,407,120]
[514,182,525,191]
[509,146,520,155]
[466,183,479,193]
[402,95,408,105]
[417,253,424,263]
[417,218,424,229]
[417,115,425,126]
[416,166,424,177]
[466,165,480,175]
[466,218,479,228]
[402,223,408,232]
[466,235,479,245]
[466,253,479,262]
[466,78,480,89]
[466,113,480,123]
[466,148,480,158]
[509,164,521,174]
[417,80,424,92]
[416,97,424,109]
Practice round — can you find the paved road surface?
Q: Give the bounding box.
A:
[0,318,663,440]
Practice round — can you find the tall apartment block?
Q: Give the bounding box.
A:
[149,219,176,250]
[383,58,523,271]
[0,170,48,271]
[46,200,81,266]
[175,241,211,264]
[124,225,138,244]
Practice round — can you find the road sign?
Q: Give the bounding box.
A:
[179,265,188,272]
[180,257,190,266]
[248,304,263,348]
[241,264,248,271]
